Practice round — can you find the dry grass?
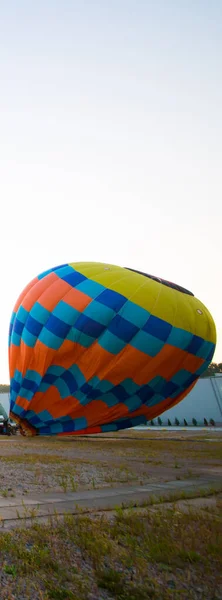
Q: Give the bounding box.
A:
[0,501,221,599]
[0,431,221,496]
[0,431,221,598]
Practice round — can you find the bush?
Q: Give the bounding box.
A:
[175,418,180,426]
[168,419,172,426]
[184,419,188,426]
[192,418,197,427]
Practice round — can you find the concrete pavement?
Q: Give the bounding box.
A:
[0,477,221,529]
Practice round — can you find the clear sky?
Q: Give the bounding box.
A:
[0,0,221,383]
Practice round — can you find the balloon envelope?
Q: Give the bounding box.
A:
[9,262,216,435]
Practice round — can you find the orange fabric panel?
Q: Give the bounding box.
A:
[62,287,92,311]
[13,277,39,312]
[58,426,102,436]
[29,387,80,419]
[136,344,204,384]
[37,277,71,312]
[21,273,58,311]
[75,342,114,383]
[9,340,35,379]
[67,399,130,427]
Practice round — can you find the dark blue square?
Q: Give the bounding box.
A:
[25,315,43,337]
[45,315,71,339]
[137,385,155,402]
[61,370,78,394]
[183,374,198,388]
[63,271,86,287]
[186,335,203,355]
[43,373,57,385]
[63,421,76,433]
[13,318,25,336]
[30,415,41,426]
[11,379,20,393]
[40,426,51,434]
[207,346,215,362]
[89,388,100,400]
[75,314,105,338]
[108,315,139,343]
[161,381,179,397]
[80,383,92,395]
[97,289,127,312]
[112,385,129,401]
[117,418,132,430]
[143,315,172,341]
[22,378,39,394]
[80,383,99,400]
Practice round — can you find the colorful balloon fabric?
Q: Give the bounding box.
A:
[9,262,216,436]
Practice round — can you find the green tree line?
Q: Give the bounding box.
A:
[200,362,222,378]
[0,384,10,393]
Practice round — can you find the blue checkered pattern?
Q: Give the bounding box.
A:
[9,263,216,436]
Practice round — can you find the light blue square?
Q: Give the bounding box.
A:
[37,410,52,423]
[13,369,23,384]
[52,301,80,326]
[74,417,88,431]
[172,369,191,386]
[196,341,214,360]
[30,302,51,325]
[121,301,149,328]
[22,329,37,348]
[47,365,64,377]
[38,382,51,393]
[167,327,192,350]
[98,330,126,354]
[76,279,105,299]
[131,330,164,356]
[39,328,63,350]
[124,396,141,411]
[101,423,117,432]
[11,331,21,346]
[56,378,71,398]
[19,387,34,401]
[145,393,164,407]
[13,404,25,416]
[50,423,64,434]
[55,265,74,279]
[83,300,115,326]
[67,328,93,348]
[25,370,42,384]
[122,379,139,395]
[69,364,86,387]
[149,376,166,393]
[99,392,119,407]
[75,390,88,403]
[16,305,29,324]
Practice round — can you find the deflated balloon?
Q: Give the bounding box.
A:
[9,262,216,435]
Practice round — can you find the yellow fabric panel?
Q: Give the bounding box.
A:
[69,262,216,344]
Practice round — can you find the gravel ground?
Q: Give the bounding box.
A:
[0,431,221,600]
[0,431,221,497]
[0,500,221,600]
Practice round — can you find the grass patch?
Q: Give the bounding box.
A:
[0,498,221,599]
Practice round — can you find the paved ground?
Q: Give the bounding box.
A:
[0,476,221,529]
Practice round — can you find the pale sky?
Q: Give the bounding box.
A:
[0,0,221,384]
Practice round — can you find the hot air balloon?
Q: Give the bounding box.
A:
[9,262,216,436]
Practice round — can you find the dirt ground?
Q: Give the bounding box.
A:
[0,430,221,600]
[0,429,221,497]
